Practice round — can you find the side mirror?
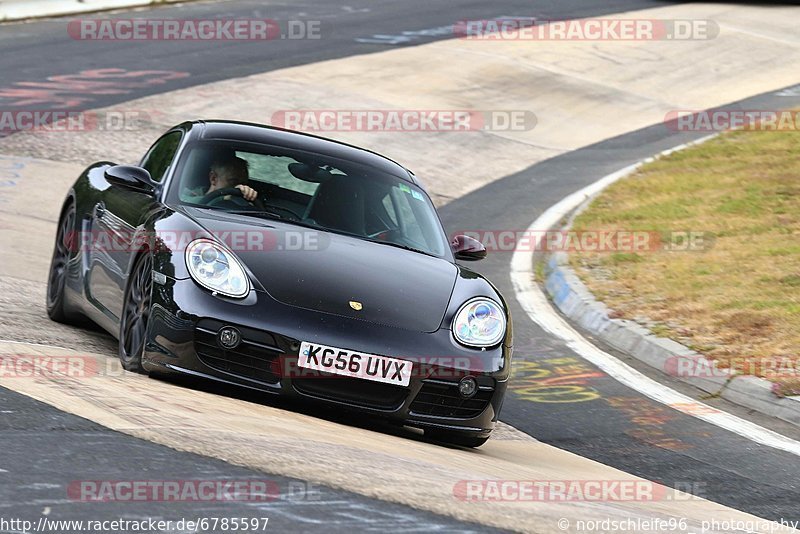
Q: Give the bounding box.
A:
[451,235,487,261]
[105,165,155,195]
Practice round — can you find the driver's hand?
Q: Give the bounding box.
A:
[235,184,258,202]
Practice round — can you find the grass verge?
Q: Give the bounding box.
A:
[570,129,799,395]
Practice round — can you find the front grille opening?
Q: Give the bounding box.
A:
[194,319,284,385]
[410,379,494,419]
[293,375,408,411]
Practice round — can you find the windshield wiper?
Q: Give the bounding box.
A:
[224,208,286,220]
[363,238,436,258]
[226,210,327,232]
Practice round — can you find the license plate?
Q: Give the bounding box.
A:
[298,342,412,386]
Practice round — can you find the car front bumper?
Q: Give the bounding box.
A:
[143,277,511,438]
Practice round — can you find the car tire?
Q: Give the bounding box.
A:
[119,252,153,374]
[428,431,490,448]
[46,201,77,323]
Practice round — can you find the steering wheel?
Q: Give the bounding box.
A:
[198,187,265,211]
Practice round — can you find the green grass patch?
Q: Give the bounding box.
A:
[569,128,800,388]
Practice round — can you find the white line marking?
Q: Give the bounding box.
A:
[510,135,800,458]
[0,339,73,351]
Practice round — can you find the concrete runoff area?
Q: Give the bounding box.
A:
[2,3,799,207]
[0,341,795,533]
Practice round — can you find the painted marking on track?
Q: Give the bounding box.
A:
[776,85,800,97]
[510,134,800,457]
[607,396,694,451]
[0,339,72,350]
[669,402,722,416]
[510,357,602,403]
[355,14,529,45]
[341,6,370,14]
[0,158,26,204]
[355,25,453,45]
[0,68,189,109]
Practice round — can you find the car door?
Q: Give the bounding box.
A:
[87,130,182,320]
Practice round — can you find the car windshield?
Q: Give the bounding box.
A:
[169,141,450,258]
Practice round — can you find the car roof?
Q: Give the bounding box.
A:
[181,120,417,183]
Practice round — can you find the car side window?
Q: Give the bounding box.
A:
[140,131,182,183]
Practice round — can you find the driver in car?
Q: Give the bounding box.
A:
[184,155,259,203]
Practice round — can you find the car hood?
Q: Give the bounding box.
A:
[185,208,459,332]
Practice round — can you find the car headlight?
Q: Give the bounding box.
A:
[185,239,249,298]
[452,298,506,347]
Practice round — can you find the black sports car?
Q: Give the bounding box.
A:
[47,120,512,447]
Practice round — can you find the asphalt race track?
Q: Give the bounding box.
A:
[439,86,800,521]
[1,0,800,531]
[0,0,664,122]
[0,386,495,532]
